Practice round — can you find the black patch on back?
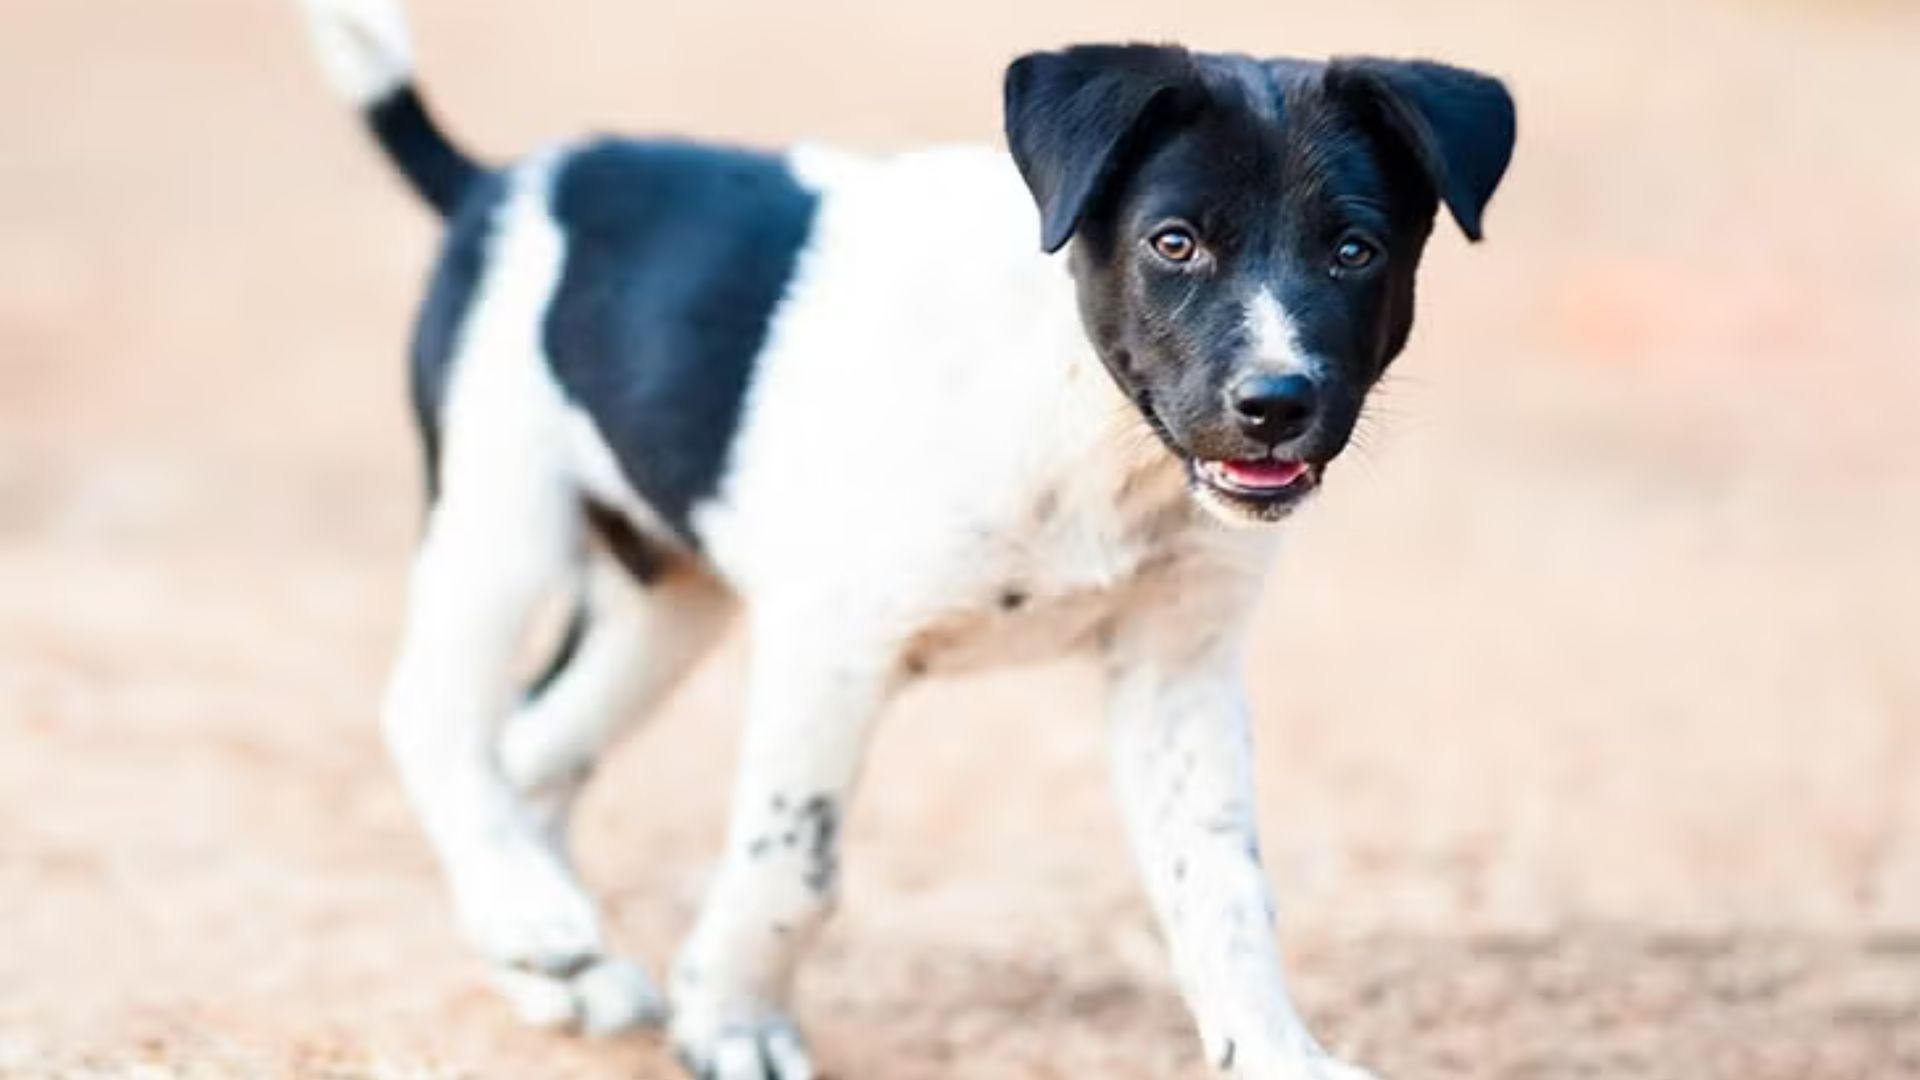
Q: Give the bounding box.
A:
[543,139,818,545]
[409,170,509,499]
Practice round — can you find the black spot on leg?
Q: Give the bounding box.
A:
[1218,1037,1237,1070]
[795,794,841,894]
[998,586,1029,612]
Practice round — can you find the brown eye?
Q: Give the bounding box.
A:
[1333,234,1382,274]
[1148,226,1199,264]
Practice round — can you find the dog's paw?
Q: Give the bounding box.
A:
[490,955,666,1036]
[669,996,814,1080]
[453,846,605,975]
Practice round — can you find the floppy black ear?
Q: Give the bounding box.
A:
[1328,58,1516,241]
[1003,45,1196,253]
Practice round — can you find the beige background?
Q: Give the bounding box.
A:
[2,0,1918,1076]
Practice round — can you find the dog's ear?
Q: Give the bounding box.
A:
[1327,58,1516,242]
[1004,45,1197,253]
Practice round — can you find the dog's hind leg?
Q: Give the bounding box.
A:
[381,144,671,1035]
[479,551,731,1035]
[389,457,686,1035]
[501,546,734,842]
[382,442,609,982]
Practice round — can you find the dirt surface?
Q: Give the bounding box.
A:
[3,0,1919,1077]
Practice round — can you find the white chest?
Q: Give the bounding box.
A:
[898,459,1202,676]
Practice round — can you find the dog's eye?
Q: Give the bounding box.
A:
[1332,234,1383,275]
[1147,226,1200,265]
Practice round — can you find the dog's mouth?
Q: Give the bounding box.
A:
[1123,388,1325,522]
[1189,456,1321,520]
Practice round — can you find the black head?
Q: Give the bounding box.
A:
[1005,45,1515,522]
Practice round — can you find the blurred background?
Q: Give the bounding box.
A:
[2,0,1917,1077]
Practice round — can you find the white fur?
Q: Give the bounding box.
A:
[296,0,416,105]
[375,135,1369,1079]
[1243,287,1317,376]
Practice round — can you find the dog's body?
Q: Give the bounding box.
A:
[299,3,1513,1077]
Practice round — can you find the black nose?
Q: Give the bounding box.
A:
[1228,373,1319,444]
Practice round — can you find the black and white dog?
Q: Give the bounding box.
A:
[298,2,1513,1077]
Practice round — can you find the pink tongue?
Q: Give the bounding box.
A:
[1221,459,1310,489]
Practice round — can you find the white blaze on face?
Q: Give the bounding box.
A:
[1241,288,1314,376]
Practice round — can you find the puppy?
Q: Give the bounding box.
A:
[297,2,1514,1077]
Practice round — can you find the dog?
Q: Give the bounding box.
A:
[296,2,1513,1077]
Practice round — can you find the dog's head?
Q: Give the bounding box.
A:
[1006,46,1515,522]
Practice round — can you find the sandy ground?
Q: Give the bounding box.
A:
[3,0,1920,1077]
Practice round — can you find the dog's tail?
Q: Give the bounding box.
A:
[296,0,482,216]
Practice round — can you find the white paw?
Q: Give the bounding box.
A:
[453,846,605,974]
[669,987,814,1080]
[490,955,666,1036]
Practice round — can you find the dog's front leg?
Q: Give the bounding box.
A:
[669,603,894,1080]
[1107,634,1375,1080]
